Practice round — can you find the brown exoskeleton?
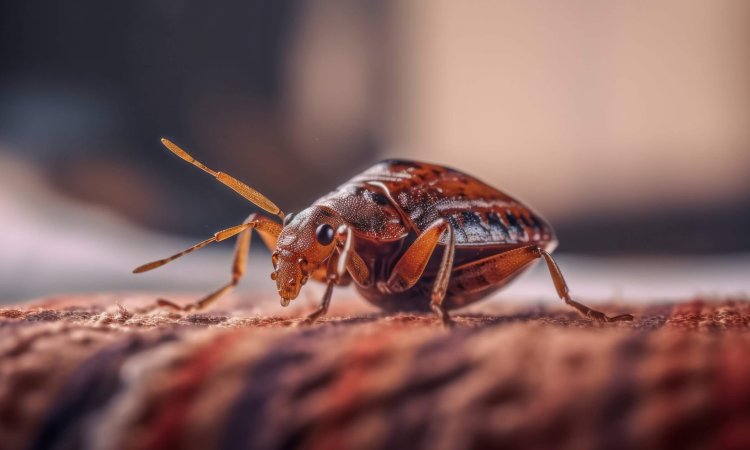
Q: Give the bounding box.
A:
[134,139,633,326]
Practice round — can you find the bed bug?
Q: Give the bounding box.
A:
[134,139,633,326]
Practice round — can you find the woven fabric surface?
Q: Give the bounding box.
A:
[2,295,750,450]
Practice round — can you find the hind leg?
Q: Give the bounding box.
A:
[449,245,633,322]
[538,249,632,322]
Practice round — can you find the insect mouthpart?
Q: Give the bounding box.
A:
[278,277,300,307]
[275,256,306,306]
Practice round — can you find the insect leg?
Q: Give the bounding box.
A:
[299,280,335,325]
[332,224,371,286]
[448,246,632,322]
[299,252,340,325]
[145,214,281,312]
[430,224,456,327]
[381,219,456,326]
[538,249,633,322]
[449,245,541,297]
[306,225,370,287]
[345,250,370,286]
[300,224,370,324]
[383,219,451,293]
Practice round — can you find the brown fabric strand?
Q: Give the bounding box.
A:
[1,297,750,449]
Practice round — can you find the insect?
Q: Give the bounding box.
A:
[134,139,633,326]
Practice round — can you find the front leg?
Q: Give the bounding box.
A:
[307,225,370,287]
[299,225,363,325]
[299,275,336,325]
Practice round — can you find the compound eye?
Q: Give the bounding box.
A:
[282,212,295,227]
[315,223,335,245]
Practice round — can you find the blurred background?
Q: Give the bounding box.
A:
[1,0,748,304]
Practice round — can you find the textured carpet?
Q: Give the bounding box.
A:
[2,295,750,450]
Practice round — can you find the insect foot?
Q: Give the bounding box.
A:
[431,304,457,329]
[574,301,634,323]
[602,313,635,322]
[295,315,321,327]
